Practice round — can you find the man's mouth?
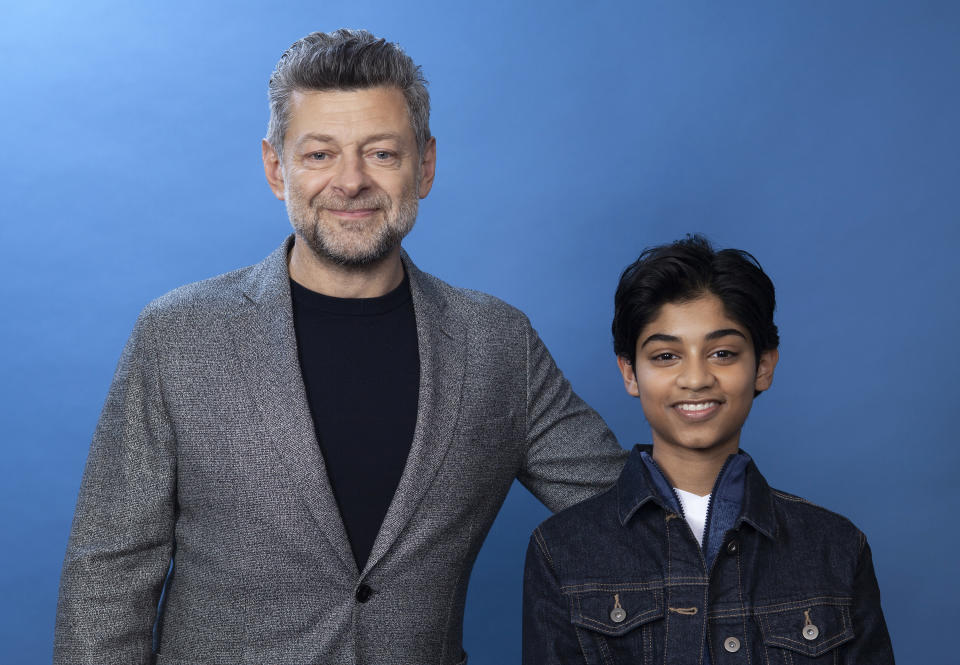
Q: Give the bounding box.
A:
[327,208,379,219]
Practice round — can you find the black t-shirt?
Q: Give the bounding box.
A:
[290,273,419,572]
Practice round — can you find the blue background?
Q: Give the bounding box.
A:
[2,1,958,662]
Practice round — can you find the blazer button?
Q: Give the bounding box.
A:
[356,584,373,603]
[726,539,739,555]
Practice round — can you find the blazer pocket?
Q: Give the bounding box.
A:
[567,585,664,664]
[757,599,854,662]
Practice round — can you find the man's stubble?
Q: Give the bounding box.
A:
[284,178,420,269]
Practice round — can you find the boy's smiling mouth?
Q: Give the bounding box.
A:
[672,400,722,421]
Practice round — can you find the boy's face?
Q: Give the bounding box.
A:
[616,293,778,457]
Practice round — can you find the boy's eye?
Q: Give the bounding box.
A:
[711,349,738,361]
[651,352,679,363]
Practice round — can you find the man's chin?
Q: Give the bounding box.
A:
[298,230,403,269]
[328,248,398,269]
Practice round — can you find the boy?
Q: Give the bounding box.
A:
[522,235,894,664]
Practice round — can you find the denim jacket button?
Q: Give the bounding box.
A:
[610,607,627,623]
[803,624,820,640]
[723,636,741,652]
[726,539,739,555]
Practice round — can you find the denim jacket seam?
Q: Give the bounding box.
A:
[770,489,816,504]
[770,489,852,522]
[759,607,852,651]
[750,596,853,614]
[532,527,556,573]
[574,606,661,631]
[706,596,852,621]
[561,581,664,592]
[664,577,709,591]
[766,632,850,651]
[571,604,590,665]
[736,536,753,665]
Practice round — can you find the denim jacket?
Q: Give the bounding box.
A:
[522,445,895,664]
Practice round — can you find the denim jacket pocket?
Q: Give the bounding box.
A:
[757,598,854,662]
[566,584,664,664]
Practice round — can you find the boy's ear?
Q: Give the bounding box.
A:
[754,348,779,393]
[616,355,641,398]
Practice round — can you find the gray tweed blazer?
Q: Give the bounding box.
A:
[54,237,626,665]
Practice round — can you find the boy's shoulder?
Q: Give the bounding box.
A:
[530,469,868,560]
[766,485,865,538]
[532,484,623,549]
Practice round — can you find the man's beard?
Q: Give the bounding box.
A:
[285,182,419,269]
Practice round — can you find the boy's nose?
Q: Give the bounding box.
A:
[677,358,716,391]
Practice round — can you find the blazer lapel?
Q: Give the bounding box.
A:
[231,238,357,576]
[362,251,466,575]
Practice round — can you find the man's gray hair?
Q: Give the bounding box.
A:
[267,29,431,159]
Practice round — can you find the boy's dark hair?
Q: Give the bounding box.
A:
[612,234,779,367]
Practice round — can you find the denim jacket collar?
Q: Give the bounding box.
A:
[616,444,778,541]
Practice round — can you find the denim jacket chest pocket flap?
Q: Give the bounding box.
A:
[757,599,855,658]
[566,584,664,636]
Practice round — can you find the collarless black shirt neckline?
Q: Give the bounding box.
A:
[289,271,413,315]
[289,270,419,573]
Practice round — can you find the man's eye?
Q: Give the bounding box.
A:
[373,150,394,160]
[309,152,328,160]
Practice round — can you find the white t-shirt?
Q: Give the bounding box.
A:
[674,488,711,546]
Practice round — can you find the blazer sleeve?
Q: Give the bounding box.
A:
[516,320,626,512]
[54,306,177,665]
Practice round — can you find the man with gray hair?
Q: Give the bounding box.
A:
[54,29,626,664]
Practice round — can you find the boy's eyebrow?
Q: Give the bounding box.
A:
[639,333,680,348]
[705,328,748,342]
[639,329,747,348]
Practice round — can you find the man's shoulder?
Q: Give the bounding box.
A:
[138,240,288,328]
[140,263,254,324]
[411,263,531,329]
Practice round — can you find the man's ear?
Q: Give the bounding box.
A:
[262,139,286,201]
[754,348,779,393]
[616,355,641,398]
[417,136,437,199]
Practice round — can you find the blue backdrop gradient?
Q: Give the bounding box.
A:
[2,1,958,662]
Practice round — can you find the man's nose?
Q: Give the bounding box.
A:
[677,357,716,391]
[329,153,370,198]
